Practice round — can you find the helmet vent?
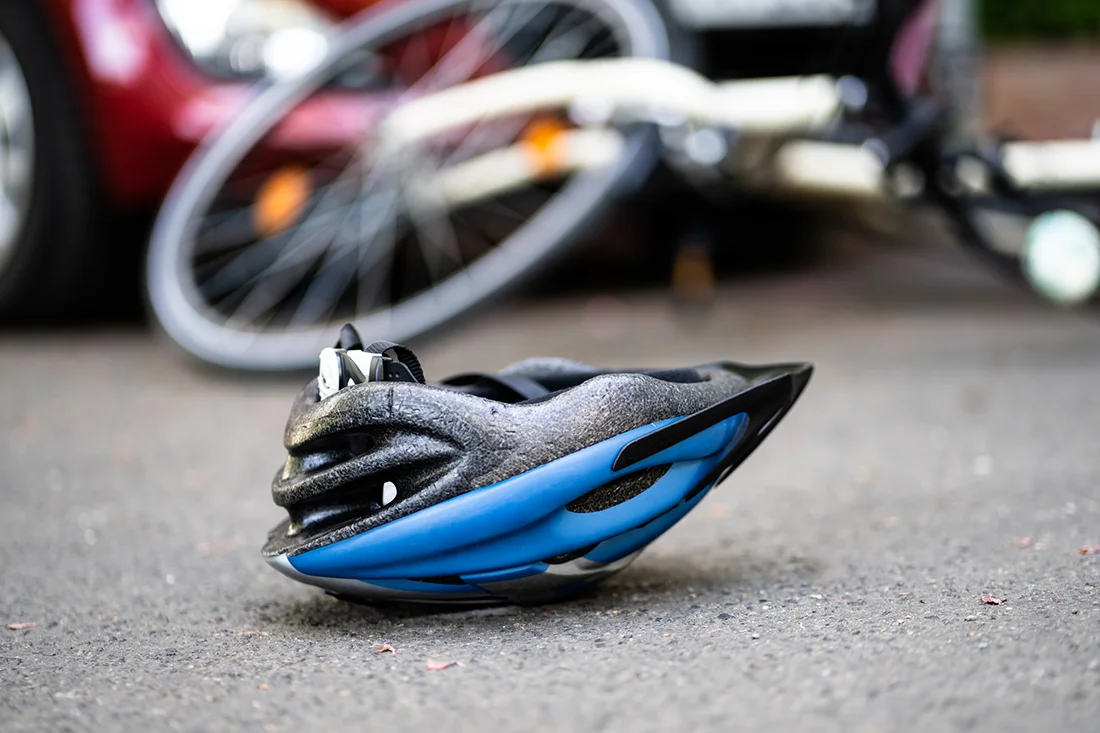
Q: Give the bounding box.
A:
[286,477,391,537]
[566,465,671,513]
[284,432,375,477]
[409,575,468,585]
[542,544,598,564]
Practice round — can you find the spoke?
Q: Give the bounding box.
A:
[194,207,257,256]
[291,182,403,326]
[357,182,404,270]
[196,150,363,261]
[469,195,532,223]
[221,208,354,327]
[528,12,608,62]
[442,115,528,168]
[286,243,360,327]
[283,175,378,326]
[432,7,477,76]
[215,149,384,291]
[254,175,362,276]
[433,4,610,173]
[403,162,466,286]
[394,14,433,86]
[411,0,548,93]
[217,147,355,199]
[457,199,528,244]
[410,3,516,90]
[355,189,404,315]
[452,208,511,260]
[219,156,392,325]
[201,229,294,301]
[200,197,359,301]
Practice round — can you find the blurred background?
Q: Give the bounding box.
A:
[0,0,1098,342]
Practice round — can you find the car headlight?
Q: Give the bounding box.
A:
[155,0,334,81]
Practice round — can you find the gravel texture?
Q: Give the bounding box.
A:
[2,246,1099,732]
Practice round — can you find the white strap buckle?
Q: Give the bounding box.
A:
[318,348,386,399]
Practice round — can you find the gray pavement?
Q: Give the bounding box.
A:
[2,244,1099,732]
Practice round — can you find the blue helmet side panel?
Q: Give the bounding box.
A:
[461,563,550,584]
[287,412,747,581]
[582,475,717,565]
[340,484,721,604]
[381,459,718,578]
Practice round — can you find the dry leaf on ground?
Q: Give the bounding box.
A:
[426,659,460,671]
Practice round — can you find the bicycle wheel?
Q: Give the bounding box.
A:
[147,0,668,371]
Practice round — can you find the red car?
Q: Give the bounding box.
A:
[0,0,378,318]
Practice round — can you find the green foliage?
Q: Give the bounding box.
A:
[981,0,1100,40]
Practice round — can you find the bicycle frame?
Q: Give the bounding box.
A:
[374,56,1100,204]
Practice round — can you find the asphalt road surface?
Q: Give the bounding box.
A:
[3,244,1099,732]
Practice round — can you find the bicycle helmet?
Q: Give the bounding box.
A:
[263,324,812,604]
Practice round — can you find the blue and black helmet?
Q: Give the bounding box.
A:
[263,324,812,604]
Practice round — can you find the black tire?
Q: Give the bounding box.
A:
[0,1,97,322]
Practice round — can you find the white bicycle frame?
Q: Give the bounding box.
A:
[374,56,1100,207]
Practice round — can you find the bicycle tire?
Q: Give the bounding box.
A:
[146,0,668,371]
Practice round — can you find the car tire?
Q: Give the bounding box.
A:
[0,1,98,322]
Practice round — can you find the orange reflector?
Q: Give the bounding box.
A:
[253,166,312,237]
[522,117,570,175]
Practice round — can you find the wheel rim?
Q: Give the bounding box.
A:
[149,0,667,370]
[0,31,34,277]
